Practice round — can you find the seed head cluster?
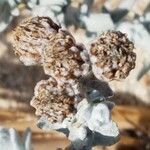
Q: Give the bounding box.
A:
[11,17,136,124]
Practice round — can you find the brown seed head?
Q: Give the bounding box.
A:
[12,16,60,65]
[43,29,89,83]
[30,78,76,123]
[90,31,136,80]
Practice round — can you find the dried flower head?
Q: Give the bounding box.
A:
[89,31,136,80]
[43,29,90,83]
[12,16,60,65]
[30,78,76,123]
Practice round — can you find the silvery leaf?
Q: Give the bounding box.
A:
[81,13,114,34]
[67,99,119,148]
[0,127,32,150]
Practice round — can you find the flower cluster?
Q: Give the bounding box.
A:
[11,16,136,148]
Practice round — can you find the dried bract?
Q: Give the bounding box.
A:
[12,16,60,65]
[89,31,136,80]
[30,78,76,123]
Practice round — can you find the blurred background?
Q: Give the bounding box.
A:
[0,0,150,149]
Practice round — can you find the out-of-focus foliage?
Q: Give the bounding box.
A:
[0,127,31,150]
